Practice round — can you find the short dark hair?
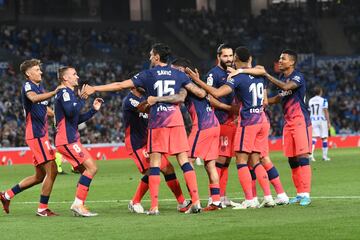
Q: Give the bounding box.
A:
[282,49,298,65]
[171,57,193,69]
[314,86,322,95]
[57,66,74,82]
[217,43,232,56]
[235,46,251,62]
[20,59,41,78]
[151,43,171,63]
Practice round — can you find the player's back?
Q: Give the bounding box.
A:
[54,88,81,146]
[122,92,148,152]
[185,93,219,130]
[308,95,328,121]
[132,65,191,129]
[279,70,311,126]
[226,73,267,127]
[206,66,235,125]
[21,80,49,139]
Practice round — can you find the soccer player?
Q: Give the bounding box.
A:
[308,86,331,161]
[186,47,275,208]
[253,49,312,206]
[55,66,103,217]
[205,44,237,207]
[81,43,206,215]
[123,87,191,213]
[1,59,60,216]
[148,57,233,211]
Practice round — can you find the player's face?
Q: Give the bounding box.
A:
[26,65,42,82]
[218,48,233,69]
[278,54,294,71]
[65,68,79,87]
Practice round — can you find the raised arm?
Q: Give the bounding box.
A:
[264,73,298,91]
[185,67,232,98]
[147,88,188,106]
[227,66,267,79]
[26,86,60,103]
[81,79,134,97]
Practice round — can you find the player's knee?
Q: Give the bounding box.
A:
[161,164,174,175]
[87,165,98,176]
[260,156,270,164]
[34,174,45,184]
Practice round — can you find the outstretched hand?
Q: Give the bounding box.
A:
[93,98,104,111]
[80,84,95,99]
[185,67,200,81]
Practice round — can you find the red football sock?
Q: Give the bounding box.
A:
[301,165,312,193]
[237,164,253,200]
[263,162,285,194]
[183,171,199,203]
[165,176,185,204]
[132,176,149,204]
[220,165,229,197]
[75,172,93,203]
[254,163,271,196]
[181,162,199,204]
[149,175,161,209]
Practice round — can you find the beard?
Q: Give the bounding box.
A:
[220,60,232,70]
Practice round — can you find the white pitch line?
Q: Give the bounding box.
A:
[11,196,360,205]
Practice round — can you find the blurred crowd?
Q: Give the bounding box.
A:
[175,3,321,56]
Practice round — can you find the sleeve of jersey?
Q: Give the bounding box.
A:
[78,108,98,124]
[131,71,147,88]
[181,73,192,86]
[124,97,140,112]
[323,99,328,108]
[61,91,85,118]
[290,74,304,87]
[24,82,34,93]
[225,77,237,90]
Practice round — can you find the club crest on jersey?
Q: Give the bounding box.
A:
[227,78,235,85]
[129,98,140,107]
[62,91,71,102]
[292,75,301,83]
[157,70,171,76]
[24,82,32,91]
[207,74,214,85]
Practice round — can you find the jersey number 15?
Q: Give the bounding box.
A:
[154,80,175,97]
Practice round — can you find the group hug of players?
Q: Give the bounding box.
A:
[1,43,314,217]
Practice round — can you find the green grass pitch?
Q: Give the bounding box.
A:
[1,148,359,240]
